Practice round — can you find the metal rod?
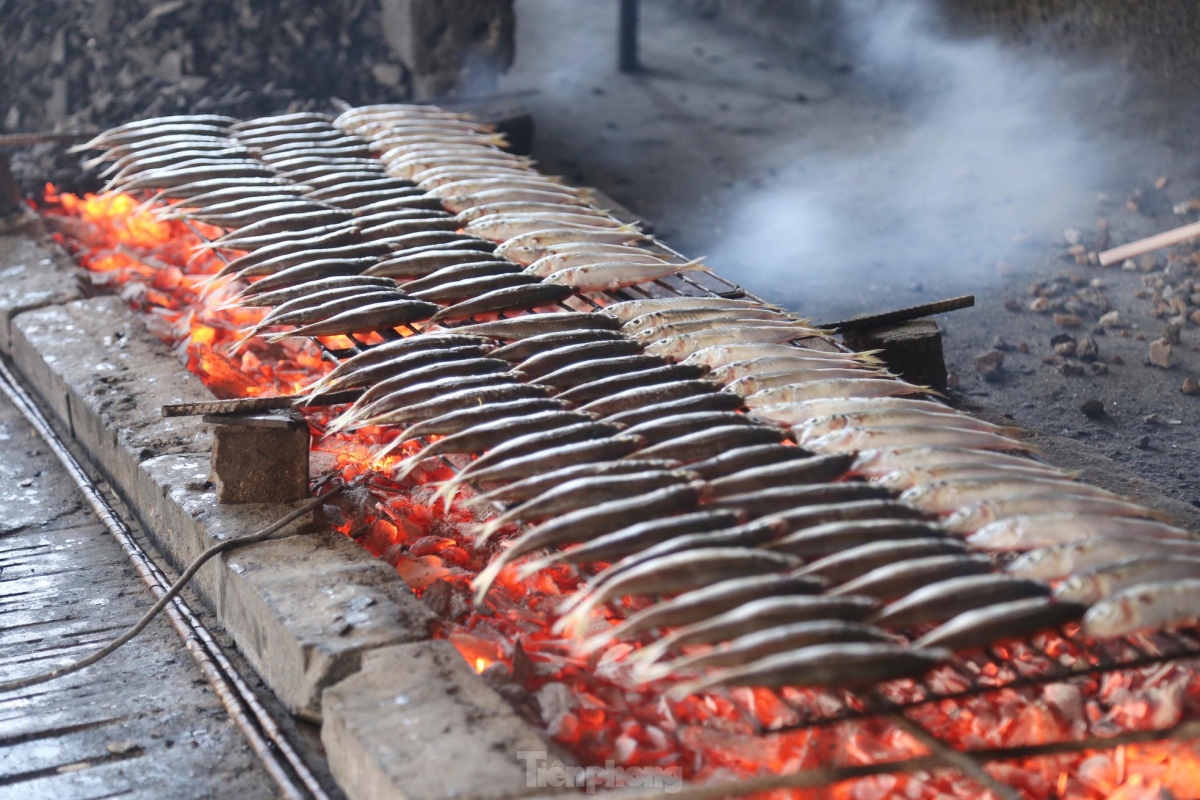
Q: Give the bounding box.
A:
[0,131,94,147]
[619,0,640,73]
[0,354,330,800]
[817,294,975,332]
[162,389,361,418]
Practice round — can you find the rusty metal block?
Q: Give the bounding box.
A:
[205,410,309,504]
[843,317,948,392]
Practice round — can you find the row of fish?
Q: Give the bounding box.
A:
[74,106,1200,697]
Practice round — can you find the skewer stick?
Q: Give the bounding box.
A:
[1098,220,1200,266]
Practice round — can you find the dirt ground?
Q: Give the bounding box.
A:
[498,0,1200,511]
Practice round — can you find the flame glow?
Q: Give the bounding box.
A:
[40,187,1200,799]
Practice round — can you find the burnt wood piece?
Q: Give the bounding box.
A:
[817,295,975,332]
[843,318,948,392]
[0,153,21,216]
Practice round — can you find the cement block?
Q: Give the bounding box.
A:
[210,413,310,504]
[322,641,557,800]
[0,235,85,354]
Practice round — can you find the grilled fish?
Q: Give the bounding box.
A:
[489,329,629,363]
[829,554,994,600]
[1055,556,1200,604]
[704,453,855,497]
[686,443,815,481]
[768,519,947,560]
[704,482,893,519]
[796,537,968,585]
[431,311,622,340]
[945,494,1166,533]
[913,597,1086,653]
[472,482,705,602]
[1007,537,1200,580]
[1082,580,1200,638]
[966,513,1191,551]
[469,459,684,510]
[869,574,1050,629]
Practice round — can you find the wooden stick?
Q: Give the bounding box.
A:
[818,295,975,332]
[1099,220,1200,267]
[161,389,361,418]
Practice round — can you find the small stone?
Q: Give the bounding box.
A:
[1110,354,1124,365]
[1149,338,1174,368]
[1135,332,1146,341]
[1163,321,1183,345]
[1017,342,1030,354]
[974,350,1005,381]
[1144,413,1182,425]
[1135,435,1152,449]
[1064,227,1083,245]
[1061,363,1086,377]
[1155,175,1170,190]
[1076,335,1099,361]
[946,371,960,390]
[1029,297,1049,313]
[1054,312,1083,328]
[1080,398,1105,417]
[1122,259,1138,272]
[1003,298,1022,312]
[1140,254,1161,272]
[1042,354,1062,365]
[1098,310,1124,328]
[106,741,140,755]
[1090,362,1108,375]
[1175,201,1193,216]
[1184,377,1200,396]
[991,336,1012,351]
[1053,340,1077,356]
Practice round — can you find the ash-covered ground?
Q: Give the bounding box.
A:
[500,0,1200,508]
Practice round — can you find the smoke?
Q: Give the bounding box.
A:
[703,0,1137,316]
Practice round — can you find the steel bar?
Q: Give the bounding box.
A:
[817,294,975,331]
[0,354,330,800]
[162,389,361,417]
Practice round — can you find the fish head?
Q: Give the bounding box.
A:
[1006,547,1069,579]
[1053,575,1099,605]
[1081,594,1140,639]
[943,503,991,533]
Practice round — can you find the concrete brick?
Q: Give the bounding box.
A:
[322,641,559,800]
[0,235,85,354]
[8,295,436,719]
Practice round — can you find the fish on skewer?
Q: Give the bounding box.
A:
[767,519,947,561]
[828,555,994,601]
[398,261,526,294]
[515,509,742,574]
[466,460,687,510]
[874,462,1071,493]
[654,620,897,678]
[552,548,802,637]
[1054,556,1200,604]
[796,537,969,585]
[601,392,746,427]
[472,482,706,603]
[647,327,836,360]
[702,454,859,497]
[869,574,1051,629]
[426,284,576,324]
[671,643,950,694]
[945,494,1169,533]
[554,364,712,406]
[1082,580,1200,638]
[392,398,574,444]
[703,483,895,519]
[428,312,622,340]
[630,595,880,666]
[577,380,720,418]
[264,299,440,341]
[1007,537,1200,580]
[913,597,1087,653]
[602,297,780,322]
[966,513,1193,550]
[850,446,1054,479]
[473,470,701,540]
[684,443,817,481]
[802,424,1036,455]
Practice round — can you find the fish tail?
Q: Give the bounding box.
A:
[471,552,512,605]
[225,330,259,356]
[550,595,597,638]
[625,638,671,667]
[681,257,713,274]
[575,629,619,657]
[133,191,167,214]
[68,137,107,154]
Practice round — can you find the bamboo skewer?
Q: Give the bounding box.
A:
[1099,220,1200,267]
